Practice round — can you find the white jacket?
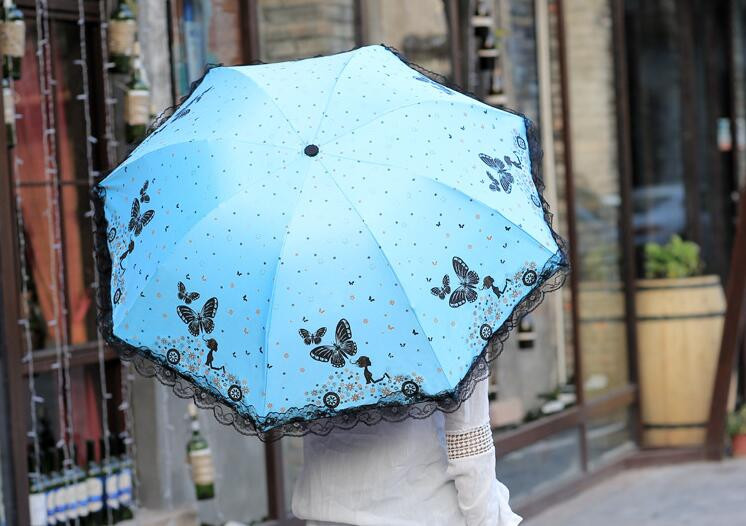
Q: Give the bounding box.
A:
[292,378,522,526]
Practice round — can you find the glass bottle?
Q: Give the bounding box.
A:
[84,440,104,526]
[124,42,150,144]
[478,31,498,72]
[3,77,15,148]
[186,403,215,500]
[28,451,47,526]
[471,0,492,41]
[117,437,135,521]
[1,0,24,80]
[103,437,121,522]
[52,448,68,525]
[108,0,136,74]
[44,449,59,526]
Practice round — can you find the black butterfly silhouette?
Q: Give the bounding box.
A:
[431,274,451,299]
[309,319,358,368]
[128,199,155,236]
[139,181,150,203]
[177,281,200,304]
[449,257,479,308]
[299,327,327,345]
[177,297,218,336]
[412,329,419,336]
[479,154,514,193]
[173,86,214,121]
[368,296,375,302]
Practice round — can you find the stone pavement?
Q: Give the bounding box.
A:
[524,458,746,526]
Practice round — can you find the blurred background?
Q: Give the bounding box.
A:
[0,0,745,525]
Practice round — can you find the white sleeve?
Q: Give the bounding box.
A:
[444,378,523,526]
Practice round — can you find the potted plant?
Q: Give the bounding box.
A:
[636,235,726,448]
[727,406,746,457]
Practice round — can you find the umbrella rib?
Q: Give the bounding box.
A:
[120,137,300,170]
[321,151,559,255]
[309,50,359,145]
[109,153,310,335]
[316,158,452,389]
[317,99,435,148]
[230,69,308,146]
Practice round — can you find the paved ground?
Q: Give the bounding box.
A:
[524,458,746,526]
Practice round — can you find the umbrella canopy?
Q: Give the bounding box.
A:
[93,44,567,439]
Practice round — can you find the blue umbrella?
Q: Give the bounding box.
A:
[93,45,567,439]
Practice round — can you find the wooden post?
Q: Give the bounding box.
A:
[706,188,746,459]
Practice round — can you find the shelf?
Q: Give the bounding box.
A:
[485,93,508,106]
[470,15,494,27]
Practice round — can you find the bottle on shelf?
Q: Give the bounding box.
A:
[478,31,499,72]
[63,445,82,524]
[186,403,215,500]
[28,450,47,526]
[52,447,68,525]
[117,436,135,521]
[103,436,122,522]
[471,0,493,41]
[84,439,105,526]
[108,0,136,74]
[124,42,150,145]
[71,444,90,524]
[3,77,15,148]
[1,0,24,80]
[45,449,59,526]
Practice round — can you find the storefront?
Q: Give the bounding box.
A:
[1,0,744,524]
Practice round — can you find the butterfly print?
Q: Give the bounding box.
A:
[479,154,514,193]
[309,319,358,368]
[177,297,218,336]
[413,74,453,95]
[128,199,155,236]
[173,86,214,121]
[177,281,200,304]
[449,257,479,308]
[107,227,116,242]
[299,327,327,345]
[139,181,150,203]
[515,135,527,150]
[431,274,451,300]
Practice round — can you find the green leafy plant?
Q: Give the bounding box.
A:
[727,406,746,437]
[643,235,704,279]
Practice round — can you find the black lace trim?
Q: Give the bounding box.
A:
[91,44,569,441]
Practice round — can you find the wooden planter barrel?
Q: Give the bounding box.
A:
[636,275,725,447]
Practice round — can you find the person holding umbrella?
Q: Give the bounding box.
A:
[93,45,566,525]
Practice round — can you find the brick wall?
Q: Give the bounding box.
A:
[258,0,356,62]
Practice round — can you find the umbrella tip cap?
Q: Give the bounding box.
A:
[304,144,319,157]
